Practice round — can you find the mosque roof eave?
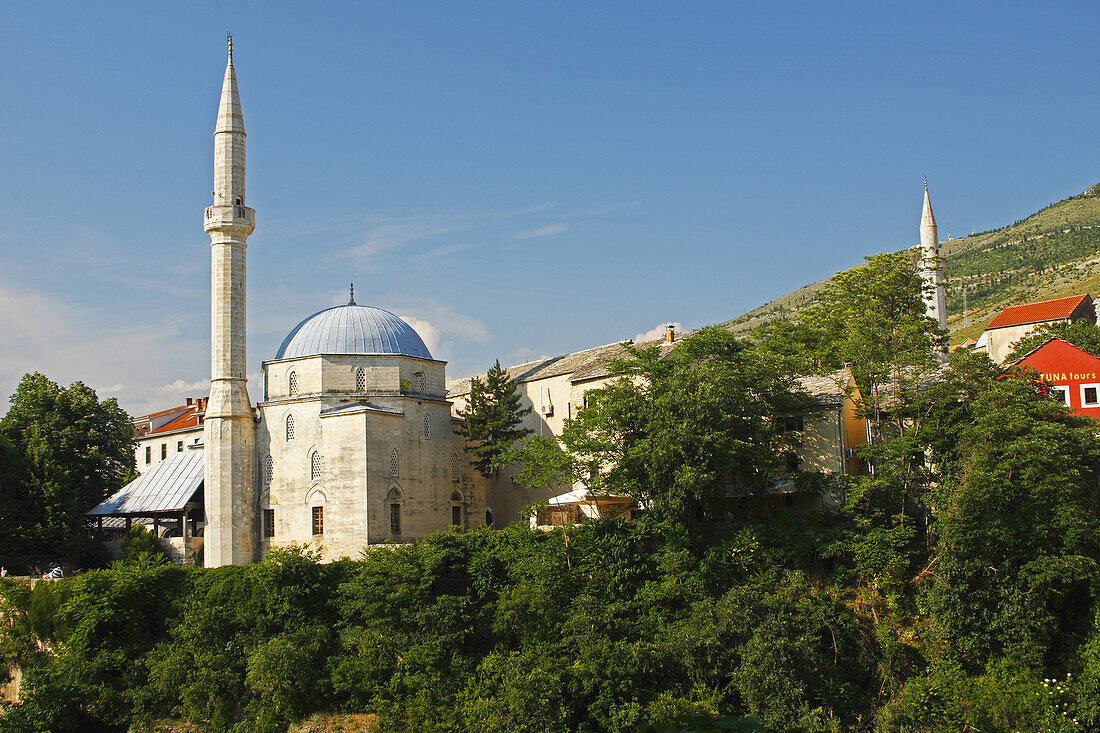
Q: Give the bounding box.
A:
[262,352,446,367]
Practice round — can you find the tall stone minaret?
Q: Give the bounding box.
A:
[203,36,256,567]
[920,180,947,332]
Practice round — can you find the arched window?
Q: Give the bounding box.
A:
[390,448,399,478]
[311,452,322,481]
[415,372,426,393]
[285,415,295,442]
[423,413,431,440]
[387,488,403,536]
[451,454,460,482]
[449,491,463,527]
[288,371,299,396]
[264,455,273,488]
[355,368,366,393]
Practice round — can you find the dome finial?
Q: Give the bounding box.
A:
[349,283,356,305]
[227,33,233,61]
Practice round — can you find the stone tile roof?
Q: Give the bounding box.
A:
[796,370,854,406]
[447,340,640,397]
[986,294,1091,330]
[447,333,853,408]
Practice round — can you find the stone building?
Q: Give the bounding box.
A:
[976,293,1095,364]
[448,330,869,526]
[131,398,206,474]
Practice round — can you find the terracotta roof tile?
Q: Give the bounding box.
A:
[986,294,1091,330]
[153,407,202,434]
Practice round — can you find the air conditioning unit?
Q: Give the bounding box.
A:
[540,403,553,417]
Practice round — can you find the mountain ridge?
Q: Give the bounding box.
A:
[722,184,1100,344]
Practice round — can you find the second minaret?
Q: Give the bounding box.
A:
[920,181,947,333]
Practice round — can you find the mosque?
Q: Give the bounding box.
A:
[90,39,486,566]
[89,40,947,567]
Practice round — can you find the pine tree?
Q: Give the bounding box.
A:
[459,360,532,478]
[459,360,532,526]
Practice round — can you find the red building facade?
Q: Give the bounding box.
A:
[1013,337,1100,419]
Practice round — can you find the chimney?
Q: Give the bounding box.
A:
[665,325,675,343]
[185,397,194,406]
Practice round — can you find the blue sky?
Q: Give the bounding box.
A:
[2,2,1099,414]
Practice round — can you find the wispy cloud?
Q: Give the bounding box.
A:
[415,243,480,262]
[152,378,209,397]
[0,279,206,416]
[506,346,550,365]
[345,217,471,260]
[513,222,568,240]
[566,201,639,218]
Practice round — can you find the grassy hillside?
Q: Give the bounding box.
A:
[724,184,1100,344]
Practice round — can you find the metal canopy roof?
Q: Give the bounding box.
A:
[88,447,204,516]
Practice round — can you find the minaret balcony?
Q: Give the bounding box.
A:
[204,204,256,233]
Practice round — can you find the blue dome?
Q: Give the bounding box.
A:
[276,303,433,360]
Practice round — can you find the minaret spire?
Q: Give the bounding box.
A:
[919,181,947,335]
[204,38,257,567]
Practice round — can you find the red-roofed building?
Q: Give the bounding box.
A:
[133,397,207,474]
[980,294,1094,363]
[1012,338,1100,419]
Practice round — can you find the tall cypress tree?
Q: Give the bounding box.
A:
[459,360,532,477]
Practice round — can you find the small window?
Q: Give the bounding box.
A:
[355,368,366,393]
[390,503,401,535]
[1082,384,1100,407]
[423,413,431,440]
[264,455,273,488]
[390,448,399,478]
[780,415,804,433]
[451,454,460,482]
[161,443,167,460]
[415,372,426,393]
[783,494,795,510]
[177,441,183,453]
[1051,386,1070,406]
[263,509,275,538]
[312,506,324,536]
[289,371,299,396]
[286,415,296,442]
[451,505,461,527]
[311,452,322,481]
[145,446,151,464]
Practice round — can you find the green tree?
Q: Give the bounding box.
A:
[0,373,134,564]
[758,252,948,595]
[512,328,818,522]
[921,355,1100,666]
[118,524,172,566]
[459,360,532,524]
